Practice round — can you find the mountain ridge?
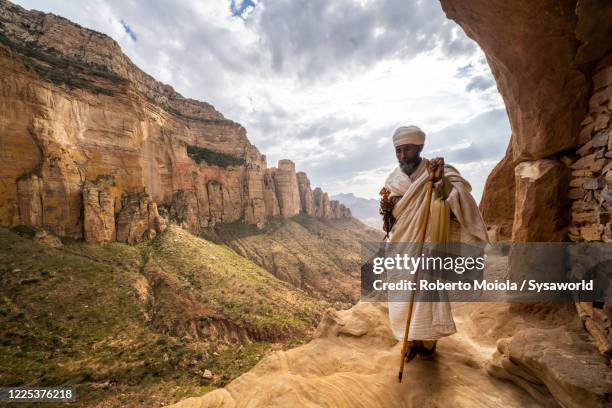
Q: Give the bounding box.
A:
[0,0,352,245]
[331,192,381,229]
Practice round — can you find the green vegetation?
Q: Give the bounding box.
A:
[0,226,322,407]
[0,30,124,95]
[142,94,229,123]
[10,224,38,239]
[186,144,246,167]
[208,215,383,304]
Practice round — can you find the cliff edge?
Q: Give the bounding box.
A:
[0,0,351,244]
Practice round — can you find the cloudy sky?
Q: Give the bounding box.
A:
[14,0,510,201]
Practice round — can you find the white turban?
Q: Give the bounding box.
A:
[393,126,425,147]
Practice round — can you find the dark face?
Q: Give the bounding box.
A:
[395,143,422,165]
[395,143,423,175]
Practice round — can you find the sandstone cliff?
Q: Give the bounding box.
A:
[0,0,351,245]
[441,0,612,355]
[441,0,611,244]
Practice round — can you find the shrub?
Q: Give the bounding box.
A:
[186,145,245,168]
[0,30,124,95]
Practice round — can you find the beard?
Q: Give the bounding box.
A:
[399,156,422,175]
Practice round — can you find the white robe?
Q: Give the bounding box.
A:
[385,159,488,341]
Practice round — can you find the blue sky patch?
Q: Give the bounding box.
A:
[231,0,257,18]
[455,64,473,78]
[121,19,137,41]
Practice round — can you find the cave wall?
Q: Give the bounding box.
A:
[440,0,612,356]
[569,55,612,242]
[441,0,612,242]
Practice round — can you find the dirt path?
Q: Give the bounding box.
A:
[168,300,545,407]
[168,250,611,408]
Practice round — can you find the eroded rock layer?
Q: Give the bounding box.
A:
[0,0,351,243]
[169,301,611,408]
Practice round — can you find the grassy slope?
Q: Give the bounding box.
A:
[0,226,324,407]
[205,215,384,304]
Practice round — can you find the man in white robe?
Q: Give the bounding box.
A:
[380,125,488,360]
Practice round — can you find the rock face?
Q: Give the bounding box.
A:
[262,170,280,218]
[479,143,515,239]
[169,299,610,408]
[442,0,590,162]
[512,160,571,241]
[271,160,301,218]
[488,327,612,408]
[442,0,612,357]
[16,174,43,228]
[115,192,166,245]
[168,190,202,233]
[82,176,115,244]
[313,187,330,217]
[441,0,611,242]
[296,172,315,216]
[0,0,351,244]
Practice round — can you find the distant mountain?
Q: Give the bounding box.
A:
[331,193,381,230]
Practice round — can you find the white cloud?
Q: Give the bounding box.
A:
[13,0,510,202]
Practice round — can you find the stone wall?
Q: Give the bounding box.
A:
[569,60,612,242]
[568,55,612,356]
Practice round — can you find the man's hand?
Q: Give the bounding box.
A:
[427,157,444,182]
[379,195,397,237]
[380,197,395,214]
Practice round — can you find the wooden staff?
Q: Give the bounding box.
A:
[398,170,434,383]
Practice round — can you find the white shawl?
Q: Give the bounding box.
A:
[384,159,488,341]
